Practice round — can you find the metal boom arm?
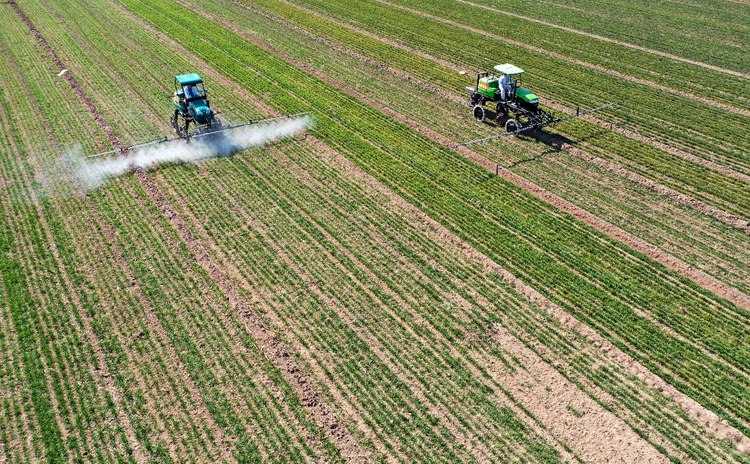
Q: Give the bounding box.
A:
[88,111,313,158]
[451,101,621,148]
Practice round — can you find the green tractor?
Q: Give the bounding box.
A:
[171,73,222,137]
[466,64,554,133]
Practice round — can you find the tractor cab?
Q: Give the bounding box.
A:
[173,73,214,125]
[493,64,539,111]
[171,73,222,136]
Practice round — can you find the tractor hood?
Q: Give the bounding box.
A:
[515,88,539,104]
[189,100,213,123]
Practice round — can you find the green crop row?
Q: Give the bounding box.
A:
[117,0,750,439]
[182,0,750,297]
[241,0,750,170]
[213,0,750,217]
[3,0,346,460]
[464,0,750,72]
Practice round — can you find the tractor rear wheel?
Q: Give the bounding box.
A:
[473,105,486,122]
[171,113,180,136]
[505,118,520,134]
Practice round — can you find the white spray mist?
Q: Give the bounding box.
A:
[66,116,312,191]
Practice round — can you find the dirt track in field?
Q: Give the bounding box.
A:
[176,0,750,455]
[455,0,750,80]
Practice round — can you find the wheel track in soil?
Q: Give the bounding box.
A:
[368,0,750,117]
[159,158,386,463]
[244,144,583,463]
[226,0,750,233]
[7,2,239,461]
[178,0,750,314]
[455,0,750,80]
[260,141,684,463]
[307,136,750,452]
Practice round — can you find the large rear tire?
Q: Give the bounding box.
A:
[473,105,486,122]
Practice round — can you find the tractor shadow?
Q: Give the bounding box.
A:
[486,111,609,169]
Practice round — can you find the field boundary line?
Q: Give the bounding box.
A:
[455,0,750,80]
[177,0,750,312]
[370,0,750,117]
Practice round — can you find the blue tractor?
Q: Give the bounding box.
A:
[170,73,223,137]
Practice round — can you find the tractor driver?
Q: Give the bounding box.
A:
[499,73,514,101]
[184,84,201,101]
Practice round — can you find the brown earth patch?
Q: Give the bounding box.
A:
[309,138,750,453]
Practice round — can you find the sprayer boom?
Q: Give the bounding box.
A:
[88,111,313,159]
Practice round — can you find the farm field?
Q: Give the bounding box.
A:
[0,0,748,462]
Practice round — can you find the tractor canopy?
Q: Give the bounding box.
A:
[514,87,539,104]
[494,64,524,76]
[176,73,203,86]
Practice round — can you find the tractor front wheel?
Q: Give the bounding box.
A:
[473,105,486,122]
[505,118,520,134]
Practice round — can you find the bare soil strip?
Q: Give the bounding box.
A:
[8,3,242,459]
[312,139,750,453]
[172,1,750,452]
[266,141,673,463]
[183,0,750,313]
[371,0,750,117]
[237,0,750,231]
[456,0,750,80]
